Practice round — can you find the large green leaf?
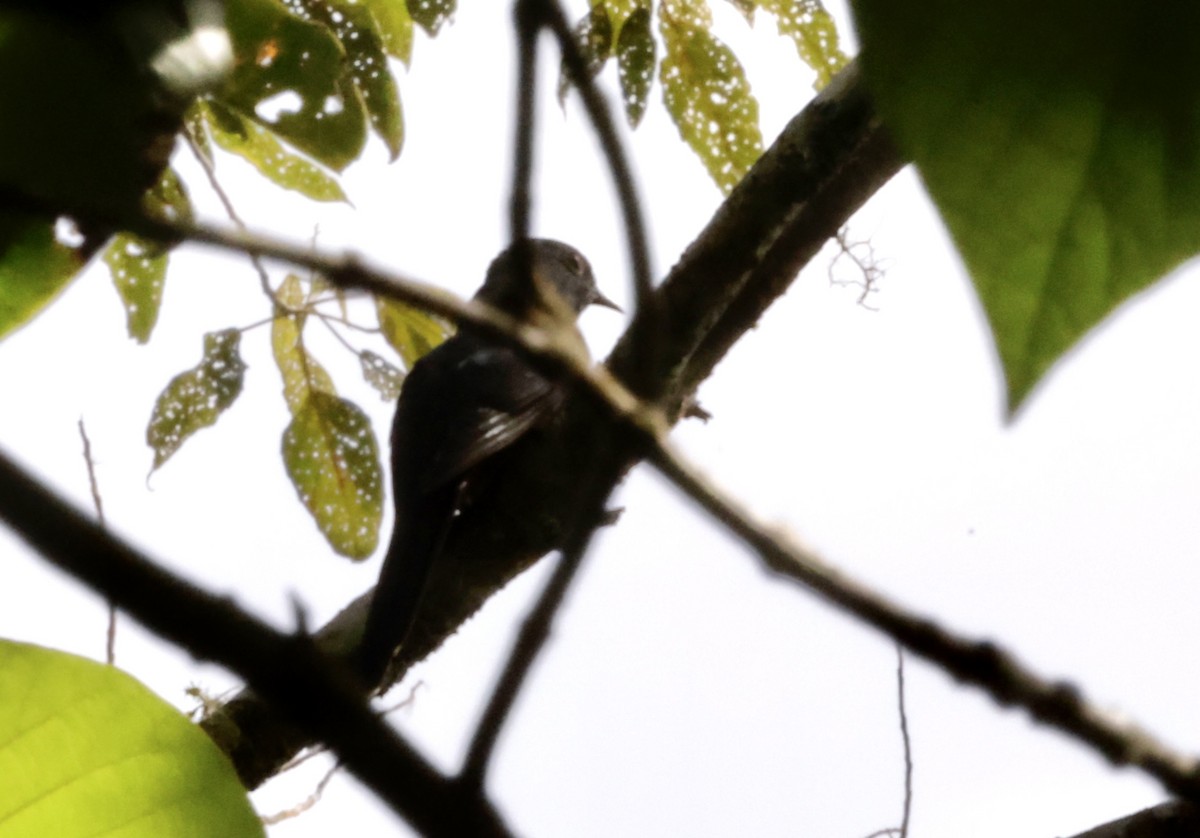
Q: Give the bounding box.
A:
[852,1,1200,411]
[282,391,383,559]
[557,4,613,105]
[223,0,368,171]
[147,330,247,470]
[195,99,347,203]
[0,640,262,838]
[659,0,763,193]
[0,214,84,341]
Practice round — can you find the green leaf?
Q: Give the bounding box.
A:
[757,0,847,89]
[724,0,757,24]
[271,275,336,412]
[616,5,655,127]
[197,99,348,202]
[0,214,84,341]
[363,0,415,64]
[0,640,263,838]
[360,349,405,400]
[407,0,456,36]
[147,330,247,470]
[558,5,613,105]
[296,0,405,159]
[659,2,764,193]
[103,167,193,344]
[223,0,368,171]
[852,0,1200,411]
[104,233,168,344]
[376,297,451,368]
[282,391,383,559]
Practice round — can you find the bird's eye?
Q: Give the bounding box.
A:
[565,251,586,275]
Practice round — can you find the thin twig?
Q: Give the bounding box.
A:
[509,0,540,246]
[648,441,1200,801]
[460,451,623,787]
[77,419,116,665]
[896,645,912,838]
[183,127,276,299]
[539,0,653,308]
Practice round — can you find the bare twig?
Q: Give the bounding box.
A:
[183,129,276,300]
[539,0,653,308]
[896,646,912,838]
[648,442,1200,801]
[460,450,624,787]
[77,419,116,665]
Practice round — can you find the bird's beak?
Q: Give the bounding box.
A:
[591,290,622,312]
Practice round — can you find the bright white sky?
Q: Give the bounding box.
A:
[3,2,1200,836]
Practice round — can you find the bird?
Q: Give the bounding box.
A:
[356,238,620,686]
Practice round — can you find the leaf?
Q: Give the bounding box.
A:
[104,233,168,344]
[0,640,263,838]
[147,330,247,470]
[616,5,655,127]
[271,274,336,412]
[407,0,456,36]
[360,349,405,400]
[659,1,764,193]
[376,297,451,368]
[557,4,613,105]
[363,0,415,64]
[852,0,1200,411]
[0,213,84,341]
[295,0,405,159]
[145,166,195,224]
[223,0,368,171]
[282,391,383,559]
[196,99,347,202]
[724,0,757,24]
[757,0,847,89]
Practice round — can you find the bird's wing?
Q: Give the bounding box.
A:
[416,344,563,492]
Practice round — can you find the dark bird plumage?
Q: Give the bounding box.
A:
[356,239,618,685]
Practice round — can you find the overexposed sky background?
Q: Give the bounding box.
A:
[4,1,1200,836]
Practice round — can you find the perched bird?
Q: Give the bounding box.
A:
[356,238,619,685]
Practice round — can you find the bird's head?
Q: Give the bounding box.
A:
[476,238,620,320]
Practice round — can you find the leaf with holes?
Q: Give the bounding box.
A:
[147,330,247,470]
[758,0,847,89]
[853,0,1200,411]
[377,297,451,368]
[196,99,346,202]
[282,391,383,559]
[360,349,405,400]
[616,5,655,127]
[659,6,763,193]
[407,0,455,36]
[104,233,167,344]
[223,0,367,171]
[296,0,404,159]
[0,641,263,838]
